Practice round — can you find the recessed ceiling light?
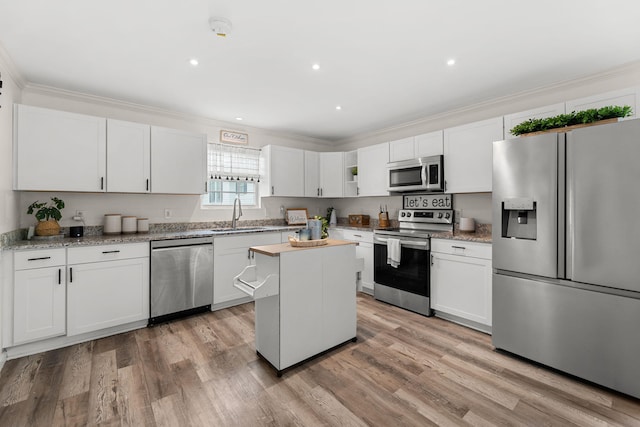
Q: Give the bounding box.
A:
[189,58,199,66]
[336,105,342,110]
[235,117,243,121]
[447,59,456,66]
[312,64,320,70]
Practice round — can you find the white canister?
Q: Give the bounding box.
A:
[459,217,476,232]
[137,218,149,234]
[104,214,122,235]
[122,216,137,234]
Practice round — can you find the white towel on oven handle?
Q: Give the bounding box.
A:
[387,238,401,268]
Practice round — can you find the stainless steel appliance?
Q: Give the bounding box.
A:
[492,119,640,399]
[150,237,214,324]
[373,198,453,315]
[387,155,444,193]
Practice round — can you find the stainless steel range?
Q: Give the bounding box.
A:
[373,205,453,316]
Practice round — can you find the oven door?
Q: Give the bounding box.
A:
[373,237,430,297]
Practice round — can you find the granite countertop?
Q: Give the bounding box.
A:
[6,226,303,251]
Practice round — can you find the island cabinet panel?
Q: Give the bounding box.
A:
[13,104,106,192]
[247,242,357,374]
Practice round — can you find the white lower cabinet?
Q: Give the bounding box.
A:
[13,249,67,345]
[340,229,374,293]
[430,239,492,332]
[213,232,281,307]
[67,243,149,336]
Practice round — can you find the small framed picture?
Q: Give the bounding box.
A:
[220,130,248,144]
[286,208,309,225]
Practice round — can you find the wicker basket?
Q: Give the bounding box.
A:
[35,220,61,236]
[288,236,328,247]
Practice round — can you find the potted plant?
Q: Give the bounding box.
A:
[351,166,358,182]
[27,197,65,236]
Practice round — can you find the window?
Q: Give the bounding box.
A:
[203,143,261,206]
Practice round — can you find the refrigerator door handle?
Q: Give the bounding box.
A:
[557,135,566,279]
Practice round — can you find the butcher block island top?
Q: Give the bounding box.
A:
[249,238,357,256]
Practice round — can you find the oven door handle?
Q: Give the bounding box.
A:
[374,237,429,249]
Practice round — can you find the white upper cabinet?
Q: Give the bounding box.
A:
[13,104,107,192]
[304,150,320,197]
[260,145,304,197]
[389,131,443,162]
[503,103,566,138]
[107,119,151,193]
[150,126,207,194]
[444,117,503,193]
[319,152,344,197]
[357,142,389,197]
[566,87,639,118]
[389,137,415,162]
[415,130,444,158]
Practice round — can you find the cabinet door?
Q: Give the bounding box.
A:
[14,266,66,344]
[431,252,492,327]
[503,103,566,138]
[357,142,389,197]
[107,119,151,193]
[389,137,415,162]
[319,152,344,197]
[151,126,207,194]
[414,130,444,157]
[67,257,149,336]
[214,233,281,306]
[14,104,106,192]
[261,145,304,197]
[444,117,503,193]
[304,151,320,197]
[357,242,374,293]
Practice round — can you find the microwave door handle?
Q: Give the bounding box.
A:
[421,164,428,186]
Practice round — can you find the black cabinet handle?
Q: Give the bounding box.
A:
[27,256,51,261]
[451,245,466,250]
[58,268,61,284]
[271,186,274,195]
[146,179,149,191]
[69,267,73,283]
[100,177,104,190]
[102,250,121,254]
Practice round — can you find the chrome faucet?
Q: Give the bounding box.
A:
[231,197,243,229]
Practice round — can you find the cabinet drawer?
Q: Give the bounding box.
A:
[68,242,149,264]
[431,239,492,259]
[341,230,373,243]
[15,248,66,270]
[215,232,281,251]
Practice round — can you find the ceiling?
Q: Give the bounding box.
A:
[1,1,640,141]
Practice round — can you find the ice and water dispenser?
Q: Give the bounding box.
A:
[501,198,537,240]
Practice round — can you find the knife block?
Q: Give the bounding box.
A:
[378,212,390,228]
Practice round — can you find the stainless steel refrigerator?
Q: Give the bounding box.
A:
[492,119,640,399]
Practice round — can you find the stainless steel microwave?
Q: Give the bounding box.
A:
[387,155,444,192]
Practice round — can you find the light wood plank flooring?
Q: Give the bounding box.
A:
[1,294,639,426]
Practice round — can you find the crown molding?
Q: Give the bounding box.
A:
[22,83,334,147]
[0,41,26,88]
[337,60,640,145]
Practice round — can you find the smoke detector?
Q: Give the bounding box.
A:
[209,17,232,37]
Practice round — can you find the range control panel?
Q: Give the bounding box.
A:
[399,209,454,224]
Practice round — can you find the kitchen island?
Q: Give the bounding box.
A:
[234,239,358,376]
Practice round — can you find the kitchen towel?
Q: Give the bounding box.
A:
[387,238,401,268]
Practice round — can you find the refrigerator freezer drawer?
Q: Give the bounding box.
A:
[493,273,640,399]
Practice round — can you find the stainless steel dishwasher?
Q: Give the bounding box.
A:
[150,237,213,324]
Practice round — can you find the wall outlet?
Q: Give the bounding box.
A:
[454,209,461,223]
[164,208,172,219]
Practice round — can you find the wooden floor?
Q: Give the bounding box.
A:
[1,294,639,426]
